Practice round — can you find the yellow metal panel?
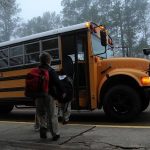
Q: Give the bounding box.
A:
[0,79,25,89]
[79,90,88,107]
[0,91,24,98]
[3,69,31,77]
[88,32,98,109]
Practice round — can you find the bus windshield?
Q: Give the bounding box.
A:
[91,34,106,55]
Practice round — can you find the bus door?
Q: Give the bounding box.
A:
[61,32,90,109]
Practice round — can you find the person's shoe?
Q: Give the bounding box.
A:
[34,124,40,132]
[63,120,69,125]
[40,127,47,139]
[52,134,60,141]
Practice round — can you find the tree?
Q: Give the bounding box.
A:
[98,0,113,26]
[61,0,150,57]
[110,0,149,56]
[135,1,150,52]
[124,0,148,56]
[0,0,21,42]
[61,0,100,26]
[16,12,62,37]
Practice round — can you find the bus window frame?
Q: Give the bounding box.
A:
[24,41,40,64]
[42,37,59,50]
[0,48,8,59]
[9,45,24,58]
[0,48,9,68]
[24,41,40,54]
[9,55,24,67]
[9,45,24,67]
[0,58,8,68]
[41,37,60,61]
[0,36,61,69]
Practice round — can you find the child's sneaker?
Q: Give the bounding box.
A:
[34,124,40,132]
[40,127,47,139]
[52,134,60,141]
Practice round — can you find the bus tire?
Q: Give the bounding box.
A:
[0,104,14,114]
[103,85,141,122]
[141,99,149,112]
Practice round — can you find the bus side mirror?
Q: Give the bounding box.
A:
[143,48,150,55]
[100,30,107,47]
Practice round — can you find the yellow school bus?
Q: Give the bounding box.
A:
[0,22,150,121]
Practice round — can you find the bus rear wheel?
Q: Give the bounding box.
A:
[103,85,141,121]
[0,104,14,114]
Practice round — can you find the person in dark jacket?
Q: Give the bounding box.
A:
[58,75,73,124]
[35,52,65,141]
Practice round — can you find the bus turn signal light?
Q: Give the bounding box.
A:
[141,77,150,85]
[85,22,91,28]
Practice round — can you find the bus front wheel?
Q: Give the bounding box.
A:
[0,104,14,114]
[103,85,141,121]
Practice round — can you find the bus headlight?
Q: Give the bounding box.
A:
[141,77,150,85]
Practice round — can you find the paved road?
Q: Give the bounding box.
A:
[0,106,150,149]
[1,105,150,126]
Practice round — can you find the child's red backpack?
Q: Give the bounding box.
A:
[25,67,49,98]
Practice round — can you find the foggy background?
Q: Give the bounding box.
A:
[0,0,150,58]
[17,0,62,21]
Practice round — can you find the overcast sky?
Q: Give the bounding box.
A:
[16,0,62,21]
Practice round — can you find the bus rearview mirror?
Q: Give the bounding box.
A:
[100,30,107,47]
[143,48,150,56]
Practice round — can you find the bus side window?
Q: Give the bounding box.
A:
[42,38,59,61]
[9,45,23,66]
[25,42,40,64]
[0,49,8,68]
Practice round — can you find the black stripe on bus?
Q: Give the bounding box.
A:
[0,97,33,105]
[0,75,26,81]
[0,87,25,92]
[0,65,62,82]
[0,63,38,72]
[0,60,61,72]
[0,97,31,101]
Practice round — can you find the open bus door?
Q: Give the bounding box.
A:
[61,31,90,110]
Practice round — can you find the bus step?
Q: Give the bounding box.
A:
[15,105,35,109]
